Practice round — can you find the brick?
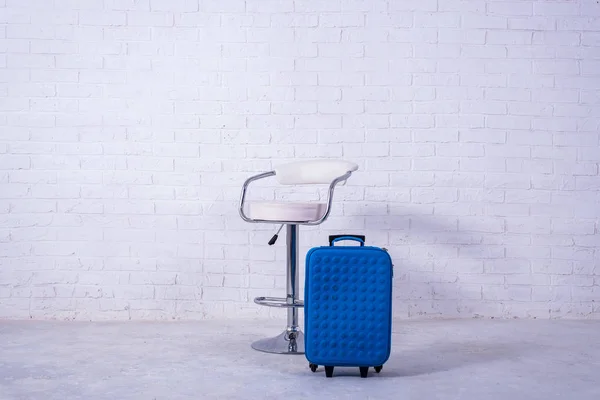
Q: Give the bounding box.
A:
[293,86,340,101]
[508,47,555,63]
[462,14,507,29]
[0,38,29,54]
[579,90,600,104]
[343,142,389,157]
[575,177,600,191]
[533,32,580,46]
[391,115,434,129]
[7,54,54,68]
[10,199,56,213]
[343,115,389,129]
[556,76,600,90]
[106,0,150,10]
[413,157,459,172]
[508,74,554,90]
[461,101,506,115]
[486,115,531,130]
[28,184,79,199]
[365,12,412,27]
[343,87,390,101]
[552,219,595,235]
[414,12,460,28]
[483,286,531,301]
[436,173,485,189]
[508,102,553,117]
[340,0,386,11]
[508,159,553,174]
[149,0,197,11]
[415,101,460,114]
[246,0,293,12]
[30,40,78,54]
[318,72,365,86]
[171,12,218,28]
[414,72,460,87]
[531,286,570,302]
[485,174,531,189]
[434,87,484,101]
[508,17,557,31]
[571,287,599,302]
[366,72,411,86]
[460,74,507,87]
[485,198,530,215]
[532,118,577,132]
[390,143,434,157]
[533,2,580,16]
[296,115,341,129]
[485,59,533,74]
[437,28,484,44]
[552,247,595,262]
[127,11,173,27]
[488,2,532,16]
[79,11,126,26]
[534,60,579,75]
[411,188,458,204]
[558,17,600,32]
[0,154,31,170]
[269,13,317,27]
[578,118,600,133]
[552,275,594,288]
[555,162,598,176]
[389,0,436,11]
[318,130,361,144]
[6,24,55,39]
[318,101,363,115]
[532,88,579,104]
[487,31,532,45]
[342,58,390,73]
[389,28,438,44]
[505,189,551,204]
[577,147,600,162]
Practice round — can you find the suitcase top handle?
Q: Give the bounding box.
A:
[330,235,365,246]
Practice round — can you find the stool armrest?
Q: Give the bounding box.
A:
[239,171,276,222]
[239,169,354,225]
[306,170,353,226]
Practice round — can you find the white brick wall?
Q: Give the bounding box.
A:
[0,0,599,321]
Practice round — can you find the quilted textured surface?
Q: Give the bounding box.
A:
[304,245,393,367]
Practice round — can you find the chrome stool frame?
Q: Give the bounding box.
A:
[239,162,357,355]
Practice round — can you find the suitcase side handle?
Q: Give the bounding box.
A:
[329,235,365,246]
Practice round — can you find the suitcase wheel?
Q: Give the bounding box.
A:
[309,363,318,373]
[359,367,369,378]
[325,366,334,378]
[374,366,383,373]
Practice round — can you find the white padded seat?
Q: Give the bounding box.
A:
[248,202,327,223]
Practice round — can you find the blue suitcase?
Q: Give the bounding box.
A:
[304,235,393,378]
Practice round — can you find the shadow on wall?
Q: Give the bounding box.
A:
[386,211,515,319]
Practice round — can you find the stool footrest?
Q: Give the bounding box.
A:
[254,296,304,308]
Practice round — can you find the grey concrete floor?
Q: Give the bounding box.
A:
[0,319,599,400]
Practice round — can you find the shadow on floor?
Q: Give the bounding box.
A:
[300,339,533,379]
[388,340,533,377]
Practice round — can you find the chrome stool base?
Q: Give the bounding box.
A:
[251,329,305,355]
[254,296,304,308]
[251,224,305,354]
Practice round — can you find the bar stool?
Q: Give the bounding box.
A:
[239,159,359,354]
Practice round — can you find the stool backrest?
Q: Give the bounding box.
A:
[274,160,358,185]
